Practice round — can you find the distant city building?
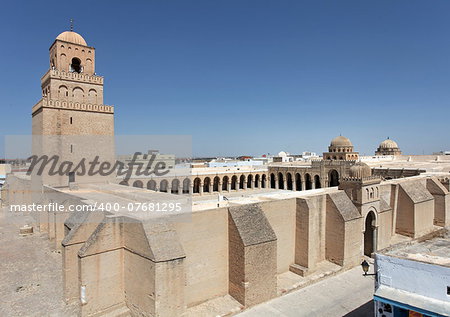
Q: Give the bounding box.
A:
[273,151,294,163]
[208,158,264,168]
[117,150,175,170]
[433,151,450,156]
[374,231,450,317]
[375,138,402,156]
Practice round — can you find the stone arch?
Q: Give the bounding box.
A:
[160,179,168,192]
[239,175,245,189]
[255,174,260,188]
[86,58,93,73]
[203,177,211,193]
[314,175,321,189]
[247,174,253,189]
[286,173,293,190]
[231,175,238,190]
[88,89,98,104]
[305,173,312,190]
[329,169,339,187]
[222,176,229,191]
[70,57,82,73]
[147,180,156,191]
[182,178,190,194]
[58,85,69,99]
[270,173,276,189]
[119,180,128,186]
[262,174,267,188]
[72,87,84,102]
[60,53,67,69]
[295,173,302,191]
[193,177,201,194]
[171,179,180,194]
[133,180,143,188]
[364,210,377,256]
[213,176,220,192]
[278,172,284,189]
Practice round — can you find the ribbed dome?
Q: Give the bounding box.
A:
[379,138,398,149]
[330,135,353,147]
[56,31,87,46]
[349,162,372,178]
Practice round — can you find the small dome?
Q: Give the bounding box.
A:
[56,31,87,46]
[349,162,372,178]
[379,138,398,149]
[330,135,353,147]
[278,151,288,157]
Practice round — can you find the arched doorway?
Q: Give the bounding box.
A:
[119,180,128,186]
[193,177,201,194]
[255,174,260,188]
[247,174,253,189]
[239,175,245,189]
[295,173,302,191]
[213,176,220,192]
[278,172,284,189]
[262,174,267,188]
[182,178,190,194]
[305,174,312,190]
[364,211,377,256]
[222,176,229,191]
[231,176,237,190]
[147,180,156,191]
[133,180,143,188]
[314,175,321,189]
[329,170,339,187]
[171,179,179,194]
[203,177,211,193]
[160,180,168,192]
[270,173,276,189]
[287,173,293,190]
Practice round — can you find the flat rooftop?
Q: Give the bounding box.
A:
[381,230,450,267]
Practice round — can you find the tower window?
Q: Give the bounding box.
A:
[70,58,82,73]
[70,144,73,153]
[70,117,73,124]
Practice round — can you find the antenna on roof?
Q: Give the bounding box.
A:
[70,18,74,32]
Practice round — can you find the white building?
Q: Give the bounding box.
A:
[374,231,450,317]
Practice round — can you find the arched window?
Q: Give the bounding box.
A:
[70,57,82,73]
[58,85,68,99]
[88,89,97,104]
[133,180,143,188]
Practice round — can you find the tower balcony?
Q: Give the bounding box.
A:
[41,69,104,85]
[32,98,114,115]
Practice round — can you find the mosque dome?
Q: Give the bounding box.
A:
[379,138,399,149]
[330,136,353,147]
[278,151,288,157]
[56,31,87,46]
[349,162,372,178]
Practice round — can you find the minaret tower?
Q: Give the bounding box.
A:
[32,27,115,186]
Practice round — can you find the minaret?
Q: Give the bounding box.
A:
[31,28,115,187]
[339,162,382,256]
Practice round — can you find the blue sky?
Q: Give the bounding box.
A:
[1,0,449,157]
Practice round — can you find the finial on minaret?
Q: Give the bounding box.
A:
[70,18,74,32]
